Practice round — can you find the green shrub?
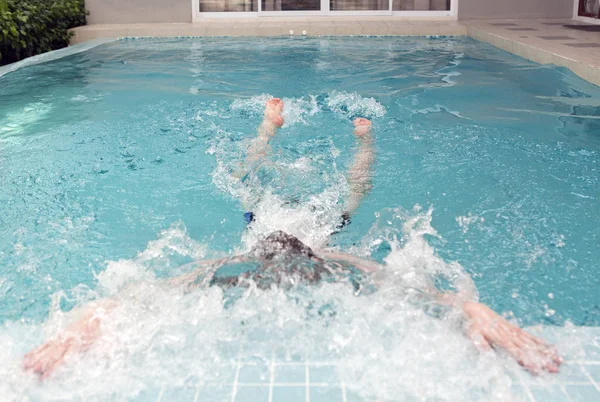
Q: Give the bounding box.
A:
[0,0,87,66]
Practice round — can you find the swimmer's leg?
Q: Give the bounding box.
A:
[245,98,284,166]
[343,118,375,220]
[236,98,285,213]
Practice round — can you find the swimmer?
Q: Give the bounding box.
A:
[24,231,562,379]
[240,98,374,226]
[24,99,561,379]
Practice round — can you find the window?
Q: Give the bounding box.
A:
[197,0,452,14]
[578,0,600,18]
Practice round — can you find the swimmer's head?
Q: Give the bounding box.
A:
[250,231,317,261]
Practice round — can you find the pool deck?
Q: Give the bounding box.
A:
[466,19,600,88]
[69,18,600,87]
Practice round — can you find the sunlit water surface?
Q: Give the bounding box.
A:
[0,37,599,401]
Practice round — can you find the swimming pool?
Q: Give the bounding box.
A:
[0,37,599,401]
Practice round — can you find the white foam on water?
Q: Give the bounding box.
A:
[327,91,387,119]
[208,97,354,250]
[240,188,345,251]
[229,92,385,129]
[230,94,322,127]
[457,213,485,234]
[0,206,587,401]
[97,222,208,295]
[416,104,470,120]
[436,52,464,86]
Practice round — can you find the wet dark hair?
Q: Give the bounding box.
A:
[250,231,317,261]
[210,231,334,289]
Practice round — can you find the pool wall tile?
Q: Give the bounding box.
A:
[234,385,270,402]
[129,387,162,402]
[310,386,344,402]
[583,364,600,382]
[159,386,197,401]
[195,385,233,402]
[274,364,306,384]
[530,385,569,402]
[238,363,271,383]
[564,385,600,402]
[309,365,339,384]
[272,386,305,402]
[558,364,589,383]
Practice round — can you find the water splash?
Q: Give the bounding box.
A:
[327,91,386,120]
[0,207,525,401]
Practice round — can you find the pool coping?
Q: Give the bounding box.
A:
[0,38,116,79]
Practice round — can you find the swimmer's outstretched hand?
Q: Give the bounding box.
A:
[24,303,108,379]
[264,98,284,129]
[462,301,562,374]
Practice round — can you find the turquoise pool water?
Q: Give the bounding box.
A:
[0,37,599,400]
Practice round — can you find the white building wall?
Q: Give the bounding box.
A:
[457,0,574,20]
[86,0,192,24]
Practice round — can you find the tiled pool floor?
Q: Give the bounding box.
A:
[11,326,600,401]
[52,326,596,402]
[126,360,600,402]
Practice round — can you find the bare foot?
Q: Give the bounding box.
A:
[353,117,371,137]
[463,301,562,374]
[265,98,284,128]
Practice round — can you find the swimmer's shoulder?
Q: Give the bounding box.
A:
[315,250,380,273]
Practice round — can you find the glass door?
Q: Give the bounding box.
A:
[258,0,393,14]
[261,0,321,11]
[194,0,454,18]
[330,0,390,11]
[579,0,600,18]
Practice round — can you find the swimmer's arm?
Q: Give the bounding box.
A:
[24,298,118,379]
[425,290,562,373]
[23,255,248,378]
[315,251,380,273]
[167,255,250,289]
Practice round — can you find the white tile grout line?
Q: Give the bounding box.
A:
[236,382,332,387]
[515,370,536,402]
[558,384,574,402]
[268,357,275,402]
[231,361,242,402]
[156,386,165,402]
[305,360,310,402]
[580,364,600,394]
[196,380,598,387]
[243,361,338,367]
